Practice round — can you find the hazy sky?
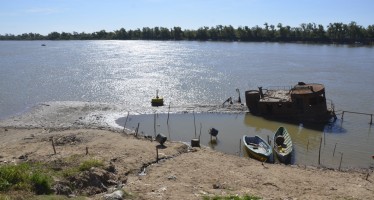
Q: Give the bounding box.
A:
[1,0,373,35]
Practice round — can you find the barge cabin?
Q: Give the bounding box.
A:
[245,82,335,123]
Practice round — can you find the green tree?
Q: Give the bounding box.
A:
[251,25,263,41]
[209,26,218,40]
[263,22,269,39]
[196,27,209,41]
[142,27,153,40]
[93,30,108,39]
[172,26,183,40]
[183,29,196,40]
[114,28,128,40]
[236,26,245,41]
[47,32,60,40]
[132,28,142,39]
[222,25,236,41]
[159,27,171,40]
[60,32,71,40]
[366,25,374,44]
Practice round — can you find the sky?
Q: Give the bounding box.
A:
[0,0,373,35]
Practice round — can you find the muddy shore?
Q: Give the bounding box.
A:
[0,102,373,199]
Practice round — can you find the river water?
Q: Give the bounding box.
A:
[0,40,373,168]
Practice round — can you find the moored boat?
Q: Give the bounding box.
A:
[242,135,273,162]
[273,126,293,164]
[245,82,336,124]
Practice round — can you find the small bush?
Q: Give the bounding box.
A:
[30,172,52,195]
[78,159,104,171]
[0,163,52,194]
[61,167,80,178]
[0,163,30,191]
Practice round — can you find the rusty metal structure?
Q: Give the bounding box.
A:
[245,82,335,123]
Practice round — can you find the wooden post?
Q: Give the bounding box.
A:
[307,139,309,152]
[156,146,159,163]
[339,110,373,124]
[167,124,171,141]
[123,111,129,133]
[167,103,171,125]
[199,123,202,140]
[366,169,370,180]
[135,123,140,137]
[323,131,326,146]
[239,138,242,156]
[318,137,322,165]
[193,111,196,138]
[167,104,171,140]
[153,112,156,138]
[333,143,337,157]
[51,137,56,155]
[339,153,343,171]
[86,146,88,155]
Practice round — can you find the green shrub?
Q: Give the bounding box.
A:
[0,163,52,194]
[30,172,52,195]
[0,163,29,191]
[78,159,103,171]
[60,167,80,178]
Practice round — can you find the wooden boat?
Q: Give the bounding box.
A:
[151,90,164,106]
[242,135,273,162]
[273,126,293,164]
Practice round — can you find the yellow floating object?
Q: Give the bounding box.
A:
[151,97,164,106]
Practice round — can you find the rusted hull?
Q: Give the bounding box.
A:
[245,83,336,124]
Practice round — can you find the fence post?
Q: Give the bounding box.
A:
[239,138,242,156]
[318,137,322,165]
[123,112,129,133]
[51,137,56,155]
[156,146,159,163]
[339,153,343,171]
[333,143,337,157]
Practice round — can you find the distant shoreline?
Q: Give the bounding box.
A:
[1,22,373,45]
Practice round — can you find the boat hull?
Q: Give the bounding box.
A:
[243,135,273,163]
[244,147,269,162]
[273,127,293,164]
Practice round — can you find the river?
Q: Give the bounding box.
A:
[0,40,373,168]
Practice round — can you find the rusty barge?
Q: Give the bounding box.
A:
[245,82,335,123]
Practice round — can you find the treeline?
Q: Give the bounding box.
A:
[1,22,374,45]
